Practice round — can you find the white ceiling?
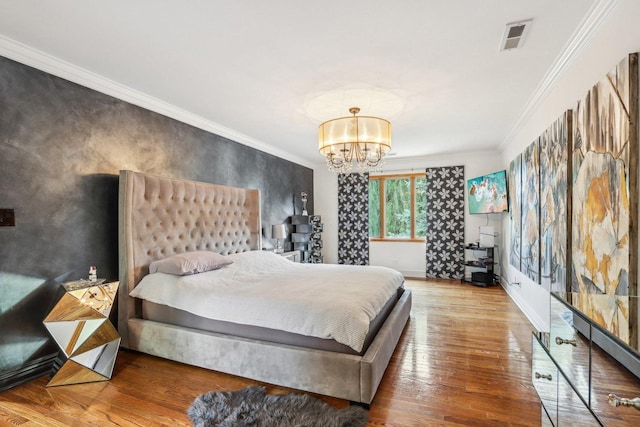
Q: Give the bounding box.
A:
[0,0,602,168]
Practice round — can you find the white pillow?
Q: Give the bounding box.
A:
[149,251,233,276]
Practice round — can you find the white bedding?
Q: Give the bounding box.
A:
[130,251,404,352]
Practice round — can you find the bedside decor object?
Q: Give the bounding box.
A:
[290,215,323,263]
[43,280,120,386]
[301,192,308,216]
[318,107,391,174]
[271,224,287,254]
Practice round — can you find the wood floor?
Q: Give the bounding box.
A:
[0,279,541,426]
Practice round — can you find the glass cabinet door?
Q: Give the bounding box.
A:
[550,294,591,404]
[533,334,558,425]
[557,372,599,426]
[590,329,640,426]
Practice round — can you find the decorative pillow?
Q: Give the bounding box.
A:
[149,251,233,276]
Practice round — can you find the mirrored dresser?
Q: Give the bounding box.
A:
[532,293,640,425]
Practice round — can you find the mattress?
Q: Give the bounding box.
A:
[130,251,404,352]
[141,287,403,356]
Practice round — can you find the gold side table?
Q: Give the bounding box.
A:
[43,280,120,386]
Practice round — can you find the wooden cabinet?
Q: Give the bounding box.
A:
[532,293,640,425]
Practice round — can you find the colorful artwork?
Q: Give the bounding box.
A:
[540,112,571,292]
[508,155,522,271]
[466,170,508,214]
[521,140,540,283]
[571,52,638,345]
[571,294,630,345]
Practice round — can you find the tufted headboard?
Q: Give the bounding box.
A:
[117,170,261,347]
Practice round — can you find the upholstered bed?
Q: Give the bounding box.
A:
[117,170,412,404]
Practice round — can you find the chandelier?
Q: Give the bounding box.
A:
[318,107,392,174]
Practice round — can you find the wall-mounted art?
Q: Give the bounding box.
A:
[571,52,638,346]
[540,111,572,293]
[508,154,522,271]
[521,140,540,283]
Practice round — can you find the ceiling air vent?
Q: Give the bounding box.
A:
[500,19,532,51]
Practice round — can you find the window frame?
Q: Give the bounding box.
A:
[369,172,426,242]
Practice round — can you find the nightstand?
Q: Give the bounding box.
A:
[43,280,120,386]
[282,250,301,262]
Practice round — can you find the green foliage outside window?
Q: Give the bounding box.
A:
[415,177,427,237]
[369,174,426,240]
[385,178,411,238]
[368,179,380,237]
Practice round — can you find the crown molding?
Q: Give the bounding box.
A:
[500,0,622,148]
[0,34,314,169]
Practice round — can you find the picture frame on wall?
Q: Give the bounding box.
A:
[571,52,638,347]
[521,139,540,284]
[508,154,522,271]
[539,111,572,293]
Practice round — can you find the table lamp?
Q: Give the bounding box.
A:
[272,224,287,254]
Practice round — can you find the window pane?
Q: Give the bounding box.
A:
[384,178,411,238]
[415,177,427,237]
[368,179,380,237]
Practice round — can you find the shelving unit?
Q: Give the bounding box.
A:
[290,215,323,263]
[461,245,496,287]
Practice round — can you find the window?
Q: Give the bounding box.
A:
[369,173,426,241]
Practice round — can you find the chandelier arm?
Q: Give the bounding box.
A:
[344,142,354,164]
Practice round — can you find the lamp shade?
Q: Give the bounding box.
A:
[271,224,287,239]
[318,107,391,174]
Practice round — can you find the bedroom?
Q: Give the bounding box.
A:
[1,0,640,425]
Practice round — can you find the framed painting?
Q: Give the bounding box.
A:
[540,111,572,292]
[521,139,540,283]
[508,154,522,271]
[571,52,638,346]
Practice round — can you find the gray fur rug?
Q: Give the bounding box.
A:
[187,386,369,427]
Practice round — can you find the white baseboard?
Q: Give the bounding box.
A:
[400,270,427,279]
[499,280,548,332]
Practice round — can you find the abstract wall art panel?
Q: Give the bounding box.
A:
[521,140,541,283]
[508,154,522,271]
[540,111,572,292]
[571,52,638,346]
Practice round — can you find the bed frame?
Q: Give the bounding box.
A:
[117,170,411,404]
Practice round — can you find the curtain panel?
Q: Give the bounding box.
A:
[337,173,369,265]
[425,166,465,279]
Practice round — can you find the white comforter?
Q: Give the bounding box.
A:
[130,251,404,352]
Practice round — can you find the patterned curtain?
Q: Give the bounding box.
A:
[338,173,369,265]
[425,166,465,279]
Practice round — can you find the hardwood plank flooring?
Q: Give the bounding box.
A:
[0,279,541,426]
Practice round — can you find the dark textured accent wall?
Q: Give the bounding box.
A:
[0,55,313,386]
